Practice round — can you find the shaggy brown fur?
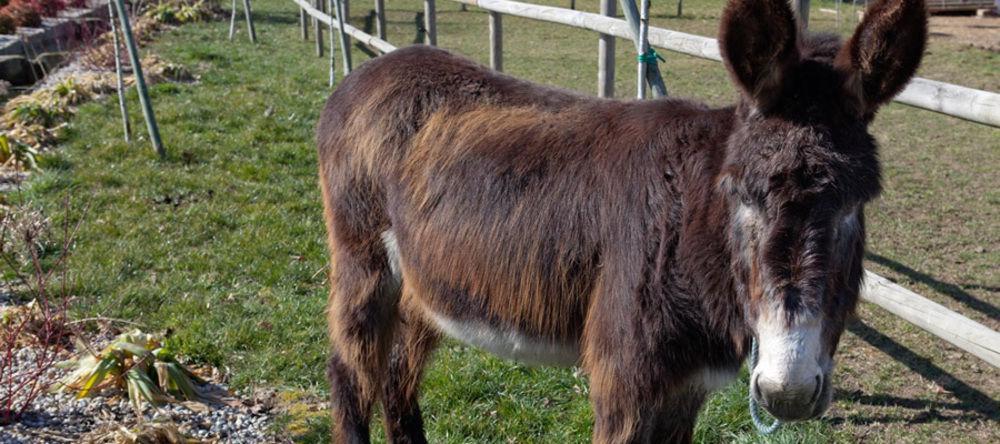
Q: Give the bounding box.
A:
[315,0,926,442]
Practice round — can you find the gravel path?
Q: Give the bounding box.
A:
[1,305,282,443]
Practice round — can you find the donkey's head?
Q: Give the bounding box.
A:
[716,0,926,421]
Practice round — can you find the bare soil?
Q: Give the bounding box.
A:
[929,14,1000,52]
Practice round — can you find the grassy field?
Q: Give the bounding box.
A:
[6,0,998,442]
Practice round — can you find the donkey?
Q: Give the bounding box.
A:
[315,0,926,442]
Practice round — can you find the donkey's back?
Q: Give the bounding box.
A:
[316,46,585,173]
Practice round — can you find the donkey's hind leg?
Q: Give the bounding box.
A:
[380,292,440,444]
[325,218,401,443]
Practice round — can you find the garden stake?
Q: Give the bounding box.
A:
[329,0,337,86]
[619,0,667,98]
[242,0,258,43]
[334,0,352,74]
[112,0,164,158]
[229,0,239,40]
[108,1,131,142]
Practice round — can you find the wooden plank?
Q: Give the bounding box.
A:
[895,78,1000,127]
[598,0,615,98]
[451,0,1000,127]
[862,271,1000,368]
[292,0,397,54]
[489,11,502,71]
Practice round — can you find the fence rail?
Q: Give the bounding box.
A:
[291,0,1000,367]
[452,0,1000,127]
[290,0,397,53]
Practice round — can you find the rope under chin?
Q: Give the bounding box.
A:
[748,337,782,435]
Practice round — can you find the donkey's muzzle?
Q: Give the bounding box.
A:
[752,372,827,421]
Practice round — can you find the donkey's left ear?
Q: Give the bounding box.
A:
[836,0,927,115]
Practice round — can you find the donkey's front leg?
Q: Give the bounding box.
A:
[587,346,672,444]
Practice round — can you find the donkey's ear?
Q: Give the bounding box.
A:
[836,0,927,115]
[719,0,800,110]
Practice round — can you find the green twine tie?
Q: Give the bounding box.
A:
[636,48,665,64]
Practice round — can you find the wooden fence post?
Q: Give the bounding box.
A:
[424,0,437,45]
[342,0,350,25]
[300,7,309,40]
[112,0,164,157]
[108,1,130,142]
[598,0,615,98]
[334,0,353,74]
[315,0,324,56]
[489,11,502,71]
[374,0,386,39]
[792,0,810,29]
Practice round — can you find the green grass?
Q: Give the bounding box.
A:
[8,0,998,442]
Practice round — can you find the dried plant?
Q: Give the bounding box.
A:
[0,200,82,424]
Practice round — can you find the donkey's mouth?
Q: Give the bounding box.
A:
[752,372,831,421]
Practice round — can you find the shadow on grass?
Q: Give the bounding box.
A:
[866,253,1000,323]
[250,10,300,25]
[844,320,998,423]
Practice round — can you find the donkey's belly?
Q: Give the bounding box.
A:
[383,229,587,367]
[425,309,581,366]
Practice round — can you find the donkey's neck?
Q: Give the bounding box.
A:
[667,104,750,365]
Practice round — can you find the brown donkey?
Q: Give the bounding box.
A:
[315,0,927,442]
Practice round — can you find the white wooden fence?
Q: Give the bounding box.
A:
[291,0,1000,368]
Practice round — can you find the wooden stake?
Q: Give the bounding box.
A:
[424,0,437,45]
[315,0,324,56]
[637,0,650,99]
[618,0,666,98]
[489,11,502,71]
[598,0,615,98]
[329,0,337,86]
[374,0,386,39]
[301,6,309,40]
[112,0,163,157]
[108,1,130,142]
[333,0,352,74]
[242,0,257,43]
[229,0,238,40]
